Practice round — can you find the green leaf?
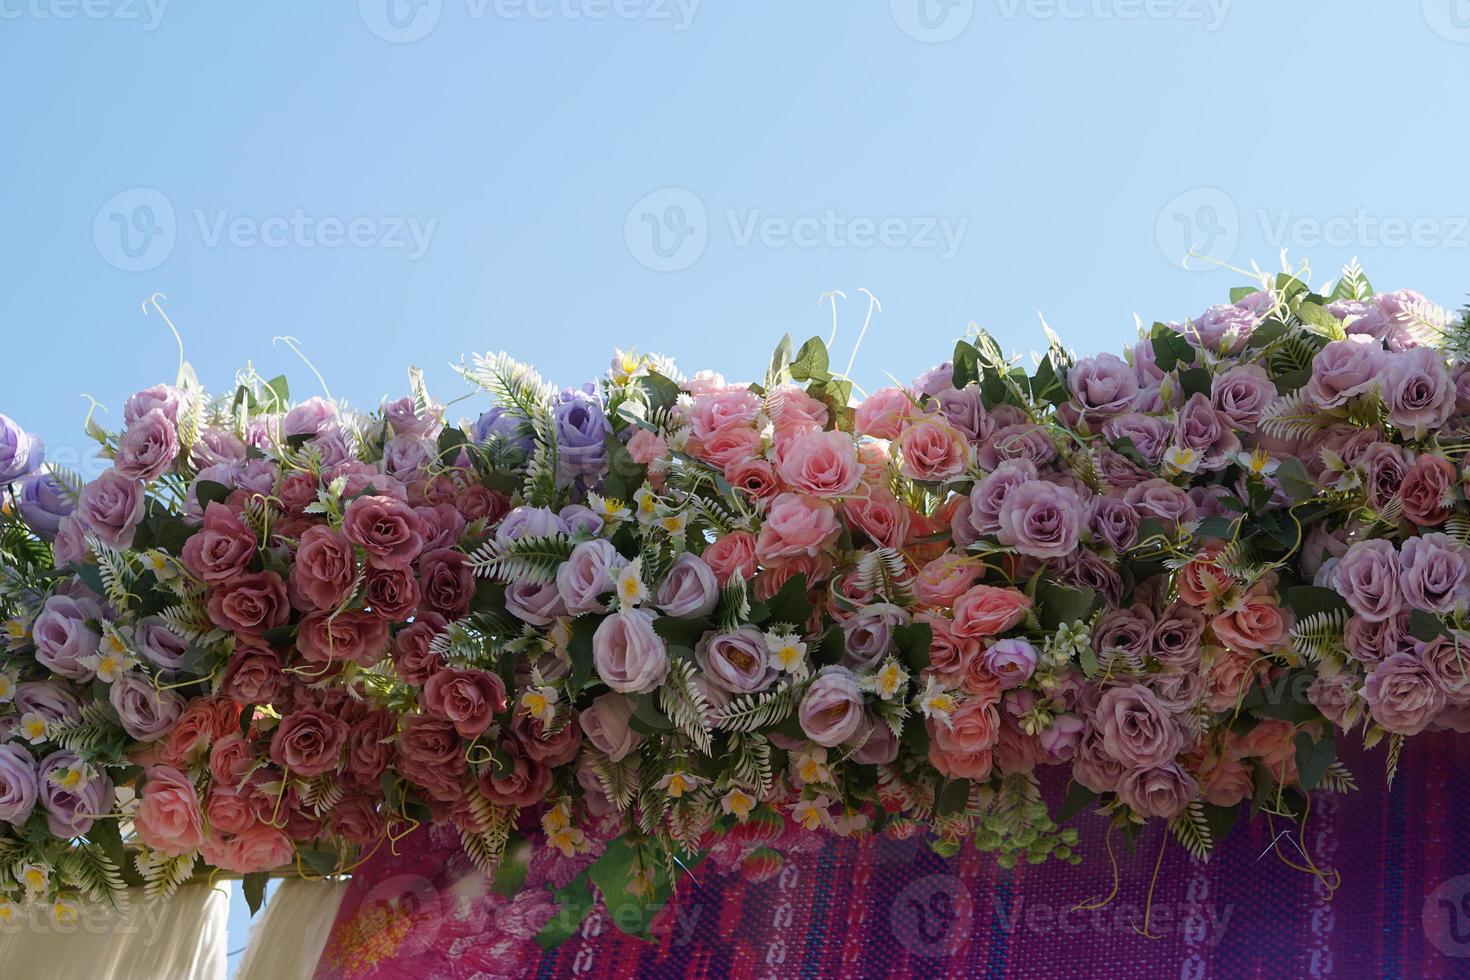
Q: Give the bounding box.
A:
[601,434,646,504]
[490,837,532,896]
[437,425,468,459]
[762,573,811,628]
[1150,328,1193,373]
[1055,781,1098,822]
[243,872,269,916]
[766,335,793,390]
[1294,732,1335,792]
[1193,516,1234,541]
[1178,367,1212,399]
[791,336,831,383]
[637,372,682,417]
[1029,354,1067,406]
[935,778,971,817]
[1286,586,1348,619]
[951,341,980,389]
[651,615,713,650]
[1409,609,1451,642]
[814,626,845,666]
[1036,580,1096,630]
[588,839,670,938]
[1202,802,1239,842]
[195,480,232,508]
[894,621,933,672]
[536,870,595,948]
[1274,457,1316,504]
[568,615,603,693]
[262,375,290,411]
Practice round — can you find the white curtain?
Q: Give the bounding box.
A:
[0,883,229,979]
[236,878,349,980]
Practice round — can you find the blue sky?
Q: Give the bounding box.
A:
[4,0,1470,968]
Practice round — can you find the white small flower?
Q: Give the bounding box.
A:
[874,659,908,700]
[656,511,689,537]
[19,863,49,897]
[721,787,757,821]
[916,676,959,728]
[19,712,49,744]
[765,632,807,675]
[0,669,17,703]
[587,493,630,525]
[1235,449,1279,478]
[633,487,660,524]
[656,771,706,799]
[520,685,560,726]
[609,348,644,385]
[51,896,81,925]
[791,795,832,832]
[1162,445,1203,475]
[140,550,177,580]
[794,747,831,785]
[615,558,649,607]
[48,759,91,793]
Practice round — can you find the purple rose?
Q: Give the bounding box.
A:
[1419,635,1470,705]
[38,751,115,838]
[579,693,643,762]
[976,424,1056,469]
[1093,605,1156,664]
[189,426,247,469]
[555,387,612,483]
[1182,303,1259,355]
[842,603,911,671]
[282,397,337,439]
[1068,353,1140,420]
[1123,479,1198,529]
[1174,393,1240,471]
[936,386,993,443]
[123,384,189,426]
[14,682,81,727]
[592,608,669,693]
[472,406,534,452]
[556,539,626,614]
[382,435,435,483]
[110,672,186,741]
[0,414,44,485]
[655,553,719,618]
[133,617,191,671]
[496,506,568,546]
[912,362,955,397]
[1399,533,1470,615]
[558,504,605,538]
[1211,364,1276,430]
[504,580,568,627]
[1381,347,1454,438]
[382,395,444,438]
[1038,714,1084,762]
[697,627,777,693]
[0,743,38,828]
[114,408,179,482]
[1150,602,1206,670]
[1363,652,1445,735]
[996,480,1082,559]
[1344,611,1411,665]
[1073,725,1126,793]
[1086,495,1139,553]
[32,594,103,681]
[1118,763,1197,818]
[17,472,75,538]
[1102,413,1172,466]
[1306,336,1385,409]
[1333,539,1402,622]
[77,471,146,549]
[797,666,864,747]
[982,637,1037,689]
[965,459,1038,537]
[1096,683,1180,768]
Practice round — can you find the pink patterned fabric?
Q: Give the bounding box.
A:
[316,733,1470,978]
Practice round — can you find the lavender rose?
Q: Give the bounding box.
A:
[0,744,38,828]
[110,672,186,741]
[17,473,74,538]
[555,387,612,483]
[556,539,626,614]
[697,627,777,694]
[0,414,44,484]
[1363,653,1445,735]
[592,608,669,694]
[1086,495,1140,552]
[1332,539,1402,622]
[1095,683,1182,768]
[77,470,146,549]
[1211,363,1276,430]
[1174,393,1240,471]
[981,638,1037,689]
[32,594,103,681]
[797,666,864,747]
[1068,352,1140,420]
[965,459,1038,537]
[1118,763,1198,818]
[1306,336,1385,408]
[1380,347,1454,438]
[996,480,1082,559]
[655,553,719,619]
[1102,413,1172,466]
[842,603,911,671]
[579,693,643,762]
[504,580,568,627]
[38,751,114,837]
[1182,303,1259,355]
[114,408,180,482]
[1398,533,1470,615]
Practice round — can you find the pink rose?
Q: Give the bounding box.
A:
[512,709,582,767]
[897,417,971,482]
[951,585,1032,638]
[592,608,669,693]
[1117,764,1196,819]
[797,666,864,747]
[392,613,447,684]
[626,428,669,466]
[913,554,979,607]
[477,739,552,807]
[209,734,255,784]
[135,766,205,856]
[755,493,841,563]
[1095,683,1182,768]
[205,785,256,837]
[724,458,781,501]
[853,386,913,440]
[296,610,390,667]
[1211,590,1288,652]
[344,710,396,785]
[928,695,999,780]
[845,492,912,549]
[180,502,257,583]
[423,668,506,737]
[207,571,289,634]
[291,526,358,610]
[201,824,294,874]
[417,547,475,618]
[687,389,761,442]
[269,707,349,777]
[343,494,425,570]
[1400,454,1457,527]
[579,693,643,762]
[1364,652,1446,735]
[776,429,860,498]
[703,531,758,585]
[693,425,763,470]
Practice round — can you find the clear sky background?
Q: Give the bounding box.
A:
[4,0,1470,969]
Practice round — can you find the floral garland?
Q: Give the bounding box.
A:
[0,263,1468,940]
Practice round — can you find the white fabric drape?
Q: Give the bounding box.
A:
[0,883,229,979]
[236,878,349,980]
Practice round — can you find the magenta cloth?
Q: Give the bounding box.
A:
[313,733,1470,978]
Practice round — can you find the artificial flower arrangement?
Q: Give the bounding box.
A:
[1,261,1468,941]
